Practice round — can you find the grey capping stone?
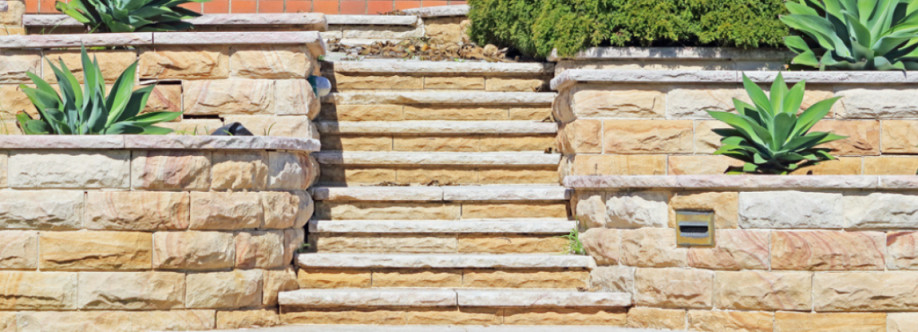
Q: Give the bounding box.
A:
[402,5,469,18]
[296,253,596,269]
[457,290,631,308]
[564,175,880,190]
[326,14,418,26]
[0,135,319,153]
[325,91,556,105]
[330,58,553,76]
[0,33,154,48]
[310,185,569,202]
[279,288,457,307]
[309,219,577,234]
[24,13,328,31]
[548,47,791,62]
[314,151,561,167]
[317,120,558,135]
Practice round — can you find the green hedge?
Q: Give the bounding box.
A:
[468,0,789,58]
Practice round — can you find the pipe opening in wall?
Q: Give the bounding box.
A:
[676,210,715,247]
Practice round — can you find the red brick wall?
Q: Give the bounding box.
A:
[25,0,467,14]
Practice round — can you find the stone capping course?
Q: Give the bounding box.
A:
[0,135,321,152]
[309,185,571,201]
[316,121,559,135]
[550,69,918,91]
[0,31,327,57]
[329,58,553,76]
[279,288,631,308]
[547,46,792,62]
[564,175,918,190]
[23,13,329,31]
[326,14,418,26]
[308,219,577,234]
[402,5,470,18]
[296,253,597,269]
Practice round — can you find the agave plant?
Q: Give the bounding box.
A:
[56,0,208,33]
[707,73,846,175]
[782,0,918,70]
[17,46,181,135]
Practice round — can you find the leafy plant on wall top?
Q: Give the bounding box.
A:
[17,46,181,135]
[707,73,846,175]
[782,0,918,70]
[56,0,208,33]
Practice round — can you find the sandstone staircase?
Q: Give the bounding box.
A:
[278,59,632,325]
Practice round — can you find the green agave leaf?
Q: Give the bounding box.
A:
[708,111,765,146]
[785,35,813,54]
[125,111,182,125]
[116,85,155,123]
[741,74,773,116]
[791,51,821,68]
[794,96,841,137]
[770,73,788,115]
[103,122,145,134]
[784,80,806,115]
[105,61,139,126]
[140,125,174,135]
[773,112,797,148]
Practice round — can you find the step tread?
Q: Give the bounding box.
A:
[317,121,558,135]
[314,151,561,166]
[296,253,596,269]
[323,91,556,106]
[331,58,553,76]
[279,288,631,308]
[309,219,577,234]
[207,325,672,332]
[311,185,570,202]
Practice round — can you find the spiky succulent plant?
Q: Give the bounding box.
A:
[707,73,847,175]
[56,0,208,33]
[782,0,918,70]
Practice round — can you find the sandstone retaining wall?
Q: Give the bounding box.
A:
[549,47,790,74]
[569,175,918,332]
[0,135,319,331]
[552,70,918,177]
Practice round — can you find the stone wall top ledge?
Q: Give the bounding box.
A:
[565,175,917,191]
[23,13,328,31]
[547,47,792,62]
[402,5,470,18]
[0,135,320,152]
[326,14,418,26]
[550,69,918,91]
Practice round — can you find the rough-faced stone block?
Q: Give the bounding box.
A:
[889,313,918,332]
[714,271,812,310]
[211,151,268,190]
[688,229,770,270]
[881,120,918,154]
[0,84,34,118]
[263,268,298,306]
[9,150,129,188]
[501,308,626,326]
[152,231,235,270]
[0,1,25,25]
[485,78,544,92]
[275,79,320,116]
[190,192,263,230]
[568,154,666,176]
[775,312,886,331]
[0,230,37,269]
[845,193,918,229]
[576,194,609,229]
[621,228,686,267]
[669,191,739,229]
[13,310,216,331]
[804,157,863,175]
[771,230,885,271]
[185,270,263,309]
[810,120,880,156]
[78,272,184,310]
[0,271,77,309]
[145,83,183,113]
[337,74,424,90]
[693,120,731,154]
[462,270,589,289]
[159,118,225,136]
[231,45,309,79]
[606,192,669,228]
[634,268,714,309]
[269,151,316,190]
[316,202,460,220]
[84,191,190,230]
[139,46,229,79]
[221,115,318,138]
[668,155,742,175]
[626,307,686,330]
[297,268,371,289]
[838,87,918,119]
[132,150,211,190]
[888,232,918,270]
[739,191,844,229]
[589,266,634,292]
[235,231,285,269]
[0,190,83,230]
[183,79,274,115]
[372,270,462,288]
[603,120,693,154]
[666,86,744,119]
[814,272,918,311]
[284,228,305,264]
[216,309,280,329]
[687,310,773,332]
[863,156,918,175]
[581,228,621,265]
[39,231,152,270]
[42,50,137,83]
[558,119,601,154]
[573,87,665,118]
[0,51,40,83]
[261,191,302,229]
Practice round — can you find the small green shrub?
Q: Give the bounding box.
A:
[468,0,789,58]
[707,73,846,175]
[782,0,918,70]
[561,228,585,255]
[56,0,208,33]
[18,46,181,135]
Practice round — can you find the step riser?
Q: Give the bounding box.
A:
[280,308,627,326]
[319,105,552,122]
[310,235,571,254]
[321,135,556,152]
[318,166,560,186]
[330,74,549,92]
[296,268,589,290]
[315,202,569,220]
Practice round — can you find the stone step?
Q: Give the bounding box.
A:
[207,325,673,332]
[310,186,570,202]
[323,91,556,106]
[318,103,552,122]
[317,121,558,135]
[320,135,556,153]
[315,201,569,220]
[318,165,560,186]
[314,151,561,167]
[296,253,595,269]
[330,59,553,77]
[309,219,576,234]
[279,288,630,308]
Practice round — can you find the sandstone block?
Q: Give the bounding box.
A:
[222,115,318,138]
[688,229,770,270]
[404,105,508,121]
[810,120,880,156]
[39,231,152,270]
[771,230,885,270]
[477,135,556,152]
[814,272,918,311]
[132,151,211,190]
[509,107,552,120]
[888,232,918,270]
[502,308,627,326]
[284,228,304,264]
[159,118,224,136]
[669,191,739,229]
[863,156,918,175]
[396,167,476,185]
[235,231,285,269]
[463,270,589,289]
[282,309,405,325]
[9,150,129,188]
[687,310,774,332]
[0,230,36,269]
[145,83,182,113]
[714,271,812,310]
[139,46,229,79]
[0,152,4,187]
[626,307,686,330]
[0,271,77,309]
[581,228,621,265]
[0,1,24,25]
[211,151,268,190]
[231,46,309,79]
[407,308,503,325]
[323,136,393,152]
[14,310,216,332]
[888,313,918,332]
[324,104,404,121]
[845,193,918,229]
[461,203,568,219]
[337,74,423,90]
[882,120,918,153]
[774,312,886,331]
[263,268,298,306]
[315,202,460,220]
[269,151,316,190]
[152,231,235,270]
[634,268,714,309]
[84,191,189,230]
[606,192,669,228]
[275,79,319,116]
[185,270,263,309]
[589,266,634,292]
[424,76,483,90]
[0,190,83,229]
[216,309,280,329]
[42,50,136,83]
[804,157,863,175]
[485,78,544,92]
[183,79,274,115]
[569,154,667,176]
[694,120,731,154]
[393,136,479,152]
[372,270,462,288]
[316,235,455,254]
[838,87,918,119]
[666,86,745,119]
[573,87,665,118]
[477,168,558,185]
[0,84,36,117]
[603,120,693,153]
[739,191,844,229]
[622,228,686,267]
[668,155,742,175]
[261,191,303,229]
[0,51,40,83]
[78,272,184,309]
[297,269,371,288]
[190,192,263,230]
[458,235,566,254]
[576,194,609,229]
[558,119,601,154]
